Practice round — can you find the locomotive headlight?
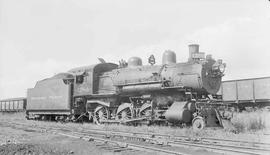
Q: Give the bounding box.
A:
[212,61,226,77]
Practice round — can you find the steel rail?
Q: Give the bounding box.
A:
[57,132,190,155]
[168,141,264,155]
[81,127,270,146]
[0,122,189,155]
[14,120,268,147]
[52,127,269,154]
[3,121,269,155]
[49,129,262,155]
[174,139,270,152]
[30,121,267,147]
[67,128,270,153]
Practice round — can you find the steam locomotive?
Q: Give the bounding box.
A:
[26,44,226,129]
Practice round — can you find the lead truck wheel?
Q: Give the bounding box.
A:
[192,117,205,130]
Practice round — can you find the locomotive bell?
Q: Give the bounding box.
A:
[128,57,142,67]
[162,50,176,65]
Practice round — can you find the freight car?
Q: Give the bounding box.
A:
[26,44,228,129]
[0,97,26,112]
[217,77,270,111]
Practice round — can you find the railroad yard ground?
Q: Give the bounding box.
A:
[0,112,270,155]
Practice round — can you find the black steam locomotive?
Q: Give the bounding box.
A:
[26,44,226,129]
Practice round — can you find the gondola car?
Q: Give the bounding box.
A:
[217,77,270,111]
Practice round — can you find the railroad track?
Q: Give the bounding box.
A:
[0,122,190,155]
[263,132,270,136]
[39,123,270,154]
[1,121,269,155]
[69,128,270,155]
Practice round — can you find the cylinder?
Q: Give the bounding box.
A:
[164,101,193,123]
[162,50,176,65]
[188,44,199,61]
[187,102,196,112]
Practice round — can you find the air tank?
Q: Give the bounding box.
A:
[162,50,176,65]
[128,57,142,67]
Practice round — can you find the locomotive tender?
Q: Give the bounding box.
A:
[26,44,226,129]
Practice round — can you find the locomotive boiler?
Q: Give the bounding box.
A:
[26,44,226,129]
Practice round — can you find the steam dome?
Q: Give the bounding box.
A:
[162,50,176,65]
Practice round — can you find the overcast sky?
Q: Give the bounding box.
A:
[0,0,270,99]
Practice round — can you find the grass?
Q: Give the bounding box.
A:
[0,112,26,121]
[231,109,270,133]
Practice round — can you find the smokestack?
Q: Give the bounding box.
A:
[188,44,199,61]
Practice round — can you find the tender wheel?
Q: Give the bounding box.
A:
[192,117,205,130]
[93,106,109,125]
